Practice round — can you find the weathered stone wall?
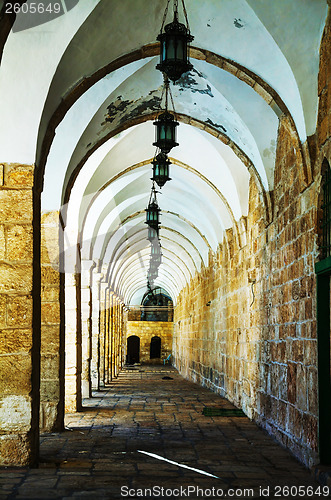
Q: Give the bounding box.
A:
[128,307,141,321]
[174,129,319,466]
[40,211,63,431]
[173,10,331,468]
[0,163,38,465]
[126,321,173,363]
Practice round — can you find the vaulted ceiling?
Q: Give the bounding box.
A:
[0,0,328,304]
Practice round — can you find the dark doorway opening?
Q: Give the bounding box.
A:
[127,335,140,364]
[150,336,161,359]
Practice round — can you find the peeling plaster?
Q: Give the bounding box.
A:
[175,70,214,97]
[104,94,161,126]
[205,118,227,133]
[234,18,245,29]
[262,139,276,159]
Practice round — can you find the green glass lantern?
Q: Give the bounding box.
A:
[147,226,159,243]
[156,9,194,83]
[151,240,162,266]
[152,152,171,188]
[146,200,160,228]
[148,268,158,281]
[153,111,179,154]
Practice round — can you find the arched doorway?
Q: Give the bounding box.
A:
[127,335,140,364]
[150,336,161,359]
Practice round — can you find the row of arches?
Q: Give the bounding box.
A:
[0,0,329,469]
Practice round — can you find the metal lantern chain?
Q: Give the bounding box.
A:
[160,0,171,32]
[145,183,163,289]
[160,0,191,34]
[155,74,177,118]
[164,74,177,119]
[180,0,190,32]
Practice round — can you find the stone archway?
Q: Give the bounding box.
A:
[127,335,140,364]
[150,336,161,359]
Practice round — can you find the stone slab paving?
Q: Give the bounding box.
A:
[0,366,330,499]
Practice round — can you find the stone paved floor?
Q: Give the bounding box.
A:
[1,366,329,499]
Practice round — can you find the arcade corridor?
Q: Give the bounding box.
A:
[0,0,331,488]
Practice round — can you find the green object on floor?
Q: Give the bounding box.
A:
[202,407,245,417]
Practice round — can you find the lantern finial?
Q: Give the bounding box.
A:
[156,0,194,83]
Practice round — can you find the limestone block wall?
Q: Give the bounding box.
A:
[128,308,141,321]
[0,163,38,466]
[126,321,173,363]
[40,211,63,431]
[174,145,318,466]
[173,13,331,468]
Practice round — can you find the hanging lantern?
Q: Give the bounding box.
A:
[148,268,158,281]
[156,5,194,83]
[151,241,162,257]
[151,240,162,266]
[151,256,162,268]
[145,184,161,230]
[148,256,160,278]
[149,257,160,272]
[147,278,155,289]
[146,200,160,228]
[153,111,178,154]
[151,254,162,267]
[147,226,159,243]
[152,152,171,188]
[148,263,159,278]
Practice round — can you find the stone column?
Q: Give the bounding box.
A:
[91,266,103,390]
[111,295,118,379]
[64,272,80,412]
[121,306,128,367]
[113,299,124,376]
[114,298,120,378]
[104,290,112,384]
[40,211,63,432]
[110,292,115,381]
[80,260,94,399]
[99,282,108,387]
[120,303,125,369]
[0,163,39,466]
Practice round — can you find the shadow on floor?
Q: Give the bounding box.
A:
[1,366,329,499]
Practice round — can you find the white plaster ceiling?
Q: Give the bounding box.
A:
[0,0,328,304]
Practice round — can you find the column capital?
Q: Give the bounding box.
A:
[80,259,95,272]
[92,270,104,283]
[100,281,109,293]
[81,260,95,288]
